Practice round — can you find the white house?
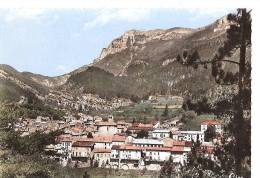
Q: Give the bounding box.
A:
[152,129,171,139]
[95,121,117,135]
[172,131,204,143]
[71,141,94,161]
[93,135,113,149]
[131,138,164,147]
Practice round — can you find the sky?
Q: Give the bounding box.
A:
[0,8,233,77]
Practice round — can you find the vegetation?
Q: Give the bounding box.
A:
[4,130,62,155]
[136,130,149,138]
[180,8,251,176]
[159,156,180,178]
[113,103,181,123]
[204,125,216,142]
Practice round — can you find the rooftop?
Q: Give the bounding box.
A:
[72,141,94,147]
[93,135,113,143]
[112,135,126,142]
[201,120,220,125]
[112,144,184,152]
[93,148,111,153]
[95,121,117,126]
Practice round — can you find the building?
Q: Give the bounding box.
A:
[56,135,73,162]
[112,135,126,146]
[116,121,129,133]
[93,135,113,149]
[172,131,204,143]
[127,123,154,136]
[152,129,171,139]
[110,144,187,170]
[95,121,117,135]
[71,141,94,162]
[201,120,222,133]
[93,148,111,167]
[131,138,164,148]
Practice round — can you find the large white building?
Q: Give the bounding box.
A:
[110,144,187,170]
[152,129,171,139]
[172,131,204,142]
[131,138,164,147]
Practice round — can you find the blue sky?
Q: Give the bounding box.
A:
[0,8,232,76]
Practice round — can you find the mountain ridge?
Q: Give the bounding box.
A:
[0,15,247,110]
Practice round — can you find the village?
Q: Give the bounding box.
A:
[12,95,224,173]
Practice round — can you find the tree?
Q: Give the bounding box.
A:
[177,9,251,176]
[187,50,200,68]
[160,156,179,178]
[136,130,149,138]
[87,132,93,138]
[183,50,188,59]
[204,125,216,142]
[216,9,251,175]
[176,54,182,63]
[185,9,251,176]
[162,104,169,118]
[83,171,90,178]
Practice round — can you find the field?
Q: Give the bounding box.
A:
[111,103,181,123]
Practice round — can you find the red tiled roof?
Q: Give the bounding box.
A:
[56,135,72,142]
[93,135,113,143]
[112,144,184,153]
[172,141,186,146]
[112,135,126,142]
[71,126,85,133]
[95,121,117,126]
[201,120,220,125]
[93,148,111,153]
[72,141,94,147]
[128,123,154,131]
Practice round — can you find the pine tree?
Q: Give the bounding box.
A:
[162,104,169,118]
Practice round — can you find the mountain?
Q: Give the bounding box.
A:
[0,15,250,109]
[64,16,246,101]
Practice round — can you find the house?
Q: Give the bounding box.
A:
[201,120,222,133]
[127,123,154,135]
[112,135,126,146]
[93,135,113,149]
[95,121,117,135]
[131,138,164,148]
[116,121,129,133]
[152,129,171,139]
[57,135,73,159]
[110,144,187,170]
[83,115,94,126]
[71,141,94,162]
[66,124,87,136]
[172,131,205,143]
[93,148,111,167]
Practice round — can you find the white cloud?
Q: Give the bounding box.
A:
[56,65,67,72]
[3,9,47,22]
[84,9,151,29]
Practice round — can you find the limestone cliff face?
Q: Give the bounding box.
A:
[91,16,232,77]
[97,28,194,61]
